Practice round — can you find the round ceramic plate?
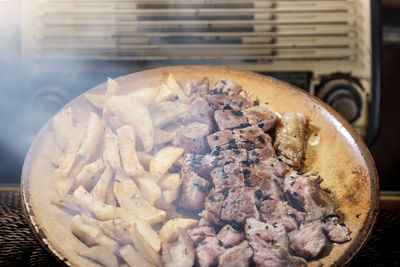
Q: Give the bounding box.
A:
[21,65,379,266]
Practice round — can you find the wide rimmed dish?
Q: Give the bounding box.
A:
[21,65,379,266]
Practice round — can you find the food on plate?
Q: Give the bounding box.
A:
[51,74,351,266]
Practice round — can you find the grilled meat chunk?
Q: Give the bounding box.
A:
[183,97,216,131]
[179,166,211,210]
[196,236,223,267]
[245,218,289,249]
[214,109,249,131]
[188,226,216,246]
[289,221,327,259]
[241,167,285,200]
[209,78,238,95]
[175,122,210,154]
[217,148,248,165]
[218,241,253,267]
[186,77,209,97]
[201,187,259,225]
[162,229,196,267]
[250,238,307,267]
[211,163,245,189]
[257,157,289,184]
[217,224,245,248]
[322,215,351,243]
[284,171,334,222]
[201,188,227,225]
[220,187,259,223]
[183,153,217,181]
[207,125,273,151]
[274,112,309,169]
[243,106,279,132]
[258,200,306,232]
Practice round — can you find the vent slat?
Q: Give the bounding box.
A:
[31,0,365,65]
[39,7,353,15]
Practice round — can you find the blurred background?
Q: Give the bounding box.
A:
[0,0,398,198]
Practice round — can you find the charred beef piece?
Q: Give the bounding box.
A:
[207,125,273,151]
[322,215,351,243]
[179,166,211,210]
[183,97,216,132]
[225,83,252,110]
[274,112,309,169]
[247,146,276,162]
[188,226,216,246]
[186,77,209,97]
[229,95,252,110]
[217,148,248,165]
[257,157,289,184]
[243,106,279,132]
[161,229,196,267]
[175,122,210,154]
[183,153,217,181]
[250,238,307,267]
[211,163,245,189]
[289,221,327,259]
[220,187,259,223]
[196,236,223,267]
[245,218,289,249]
[214,109,249,131]
[209,78,237,95]
[217,224,245,248]
[241,167,285,201]
[201,188,227,225]
[284,171,334,222]
[258,200,306,232]
[201,187,259,225]
[218,241,253,267]
[204,94,231,110]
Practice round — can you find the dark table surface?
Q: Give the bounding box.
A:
[1,188,399,267]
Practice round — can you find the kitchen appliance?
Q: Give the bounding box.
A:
[21,0,381,145]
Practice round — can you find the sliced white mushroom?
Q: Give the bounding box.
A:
[77,112,104,163]
[74,158,104,191]
[91,163,113,203]
[78,245,118,267]
[113,176,166,224]
[117,125,145,177]
[103,127,122,172]
[54,123,86,181]
[120,244,153,267]
[73,186,116,221]
[104,95,154,152]
[70,215,119,253]
[52,106,74,151]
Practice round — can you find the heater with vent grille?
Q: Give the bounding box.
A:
[21,0,380,143]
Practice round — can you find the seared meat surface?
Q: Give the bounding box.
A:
[196,236,223,267]
[288,221,327,259]
[188,226,216,246]
[322,215,351,243]
[218,241,253,267]
[214,109,249,131]
[217,224,245,248]
[162,77,350,267]
[250,238,307,267]
[179,166,211,210]
[175,122,210,154]
[284,171,334,222]
[183,97,216,132]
